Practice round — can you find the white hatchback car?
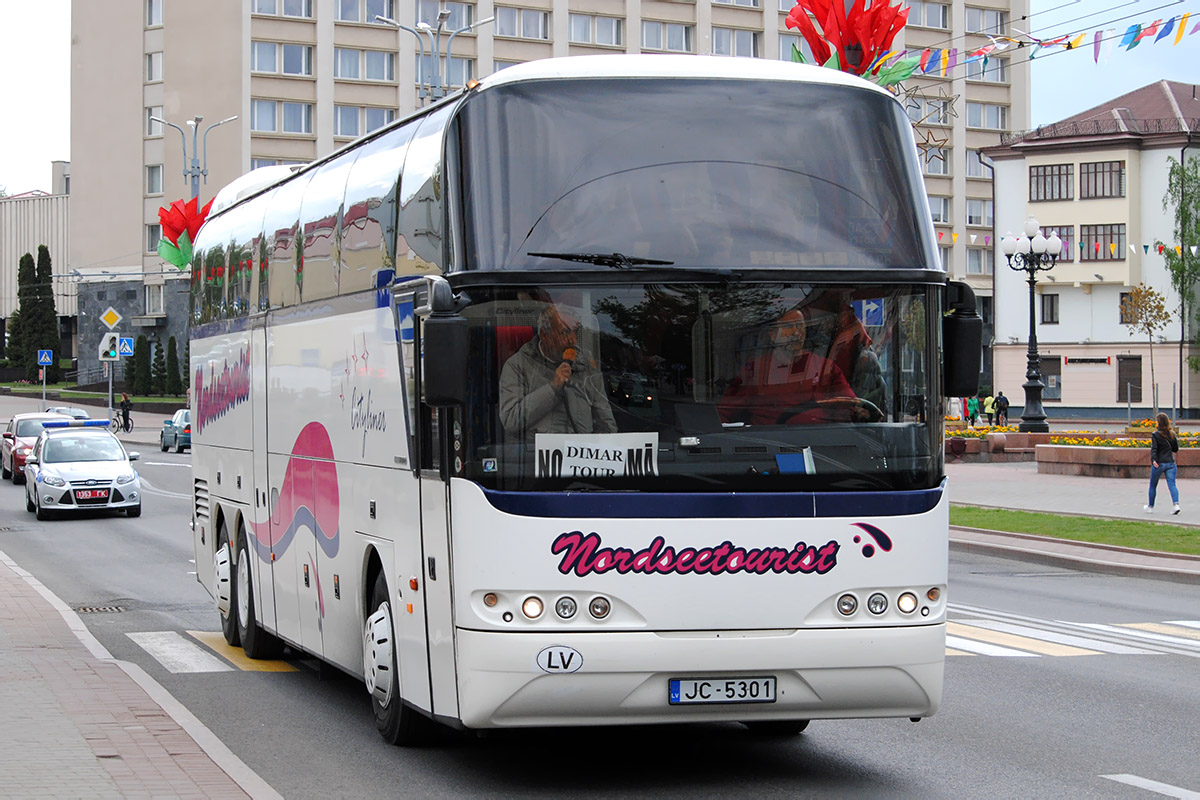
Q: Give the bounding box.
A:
[23,421,142,520]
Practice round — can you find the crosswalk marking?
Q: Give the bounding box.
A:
[188,631,298,672]
[128,631,233,673]
[947,621,1102,657]
[965,620,1159,655]
[1122,622,1200,642]
[946,634,1038,657]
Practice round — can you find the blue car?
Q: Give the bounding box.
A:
[160,410,191,453]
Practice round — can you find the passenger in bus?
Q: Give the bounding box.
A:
[717,308,866,425]
[499,305,617,442]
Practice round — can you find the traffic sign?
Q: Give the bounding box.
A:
[37,349,53,366]
[100,307,123,330]
[98,332,121,362]
[119,337,135,357]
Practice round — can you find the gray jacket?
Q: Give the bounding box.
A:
[499,339,617,442]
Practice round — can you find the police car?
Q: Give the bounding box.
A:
[23,420,142,520]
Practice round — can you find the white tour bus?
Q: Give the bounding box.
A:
[190,55,981,745]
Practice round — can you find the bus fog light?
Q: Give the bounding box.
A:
[555,596,577,619]
[926,587,941,602]
[836,594,858,615]
[483,592,498,608]
[867,593,888,615]
[897,592,918,614]
[522,596,544,619]
[588,596,611,619]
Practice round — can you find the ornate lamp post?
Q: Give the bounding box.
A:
[1000,216,1062,433]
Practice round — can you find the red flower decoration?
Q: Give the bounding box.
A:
[785,0,909,76]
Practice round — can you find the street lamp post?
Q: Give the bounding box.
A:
[1000,216,1062,433]
[150,114,238,201]
[377,11,495,105]
[376,15,432,104]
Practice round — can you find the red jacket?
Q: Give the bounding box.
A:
[719,349,856,425]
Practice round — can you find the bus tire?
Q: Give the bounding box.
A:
[741,720,809,736]
[217,522,241,647]
[365,572,432,746]
[236,530,282,658]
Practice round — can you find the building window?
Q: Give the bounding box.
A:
[145,285,165,315]
[335,105,360,138]
[928,195,951,224]
[147,0,163,26]
[1041,293,1059,324]
[496,7,548,39]
[966,199,993,227]
[907,1,948,29]
[252,41,277,72]
[282,102,313,134]
[569,14,623,45]
[966,102,1008,130]
[923,147,948,176]
[715,0,758,6]
[966,56,1008,83]
[283,44,314,76]
[252,41,313,75]
[940,245,951,270]
[907,96,950,125]
[1119,291,1134,324]
[365,107,396,132]
[414,54,474,88]
[778,33,814,62]
[336,0,360,21]
[365,50,396,81]
[418,0,471,28]
[335,48,362,79]
[1042,225,1074,262]
[967,248,994,275]
[146,106,163,136]
[1080,160,1125,199]
[251,158,279,170]
[1029,163,1074,201]
[493,59,522,72]
[146,52,163,82]
[251,99,277,132]
[254,0,315,16]
[965,7,1007,33]
[713,27,759,57]
[146,165,163,195]
[966,149,990,178]
[146,224,162,253]
[1079,223,1126,261]
[1117,354,1141,402]
[642,21,693,52]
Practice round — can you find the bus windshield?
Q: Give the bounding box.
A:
[457,77,935,272]
[454,282,939,493]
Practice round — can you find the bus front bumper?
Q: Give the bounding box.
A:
[454,623,944,729]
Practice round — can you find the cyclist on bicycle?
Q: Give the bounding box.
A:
[120,393,132,433]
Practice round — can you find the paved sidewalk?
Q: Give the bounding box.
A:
[0,552,277,798]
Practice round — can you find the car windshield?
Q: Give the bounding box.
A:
[17,419,59,437]
[42,435,126,463]
[431,281,940,493]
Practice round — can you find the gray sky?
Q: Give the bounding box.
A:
[0,0,1196,193]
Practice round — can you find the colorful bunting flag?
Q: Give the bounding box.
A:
[970,234,978,244]
[952,233,958,244]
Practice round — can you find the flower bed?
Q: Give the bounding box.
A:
[1037,444,1200,478]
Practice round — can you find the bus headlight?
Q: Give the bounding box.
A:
[897,592,918,614]
[522,596,544,619]
[588,596,611,619]
[555,596,577,619]
[867,593,888,615]
[836,594,858,615]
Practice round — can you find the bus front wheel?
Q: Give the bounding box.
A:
[237,528,282,658]
[365,572,432,746]
[215,522,240,647]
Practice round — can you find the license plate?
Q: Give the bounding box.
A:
[75,489,108,500]
[669,677,776,705]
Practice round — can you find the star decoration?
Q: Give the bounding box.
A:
[915,127,950,160]
[930,84,961,120]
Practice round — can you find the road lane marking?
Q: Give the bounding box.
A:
[142,461,191,467]
[945,647,976,657]
[1101,774,1200,798]
[136,475,191,500]
[189,631,298,672]
[1166,620,1200,631]
[946,634,1038,657]
[1078,623,1200,655]
[947,622,1101,657]
[966,620,1159,655]
[1123,622,1200,642]
[127,631,233,672]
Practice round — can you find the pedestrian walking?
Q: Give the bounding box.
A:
[966,395,979,428]
[995,391,1009,426]
[983,392,996,426]
[1145,412,1181,515]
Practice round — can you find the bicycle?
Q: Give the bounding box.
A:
[110,414,133,434]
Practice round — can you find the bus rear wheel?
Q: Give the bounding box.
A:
[237,529,282,658]
[741,720,810,737]
[215,522,240,647]
[364,572,433,746]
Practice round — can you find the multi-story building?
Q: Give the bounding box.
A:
[985,80,1200,418]
[70,0,1027,381]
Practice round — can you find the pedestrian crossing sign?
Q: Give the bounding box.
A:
[119,337,135,357]
[37,349,53,366]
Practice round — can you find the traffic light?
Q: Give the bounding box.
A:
[98,333,120,362]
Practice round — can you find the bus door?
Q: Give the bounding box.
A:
[249,320,278,634]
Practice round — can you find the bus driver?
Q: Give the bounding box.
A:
[499,305,617,442]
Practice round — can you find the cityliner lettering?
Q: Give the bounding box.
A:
[551,531,840,577]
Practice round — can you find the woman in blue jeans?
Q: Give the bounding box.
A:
[1145,412,1180,514]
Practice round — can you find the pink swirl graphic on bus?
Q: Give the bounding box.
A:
[247,421,341,562]
[551,532,840,577]
[194,348,251,433]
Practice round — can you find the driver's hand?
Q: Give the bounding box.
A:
[851,405,870,422]
[553,362,572,390]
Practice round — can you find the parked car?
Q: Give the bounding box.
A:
[2,412,72,484]
[47,406,91,420]
[160,409,191,453]
[23,421,141,520]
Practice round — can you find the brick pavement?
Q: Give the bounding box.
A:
[0,552,276,799]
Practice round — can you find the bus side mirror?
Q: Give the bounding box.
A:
[943,281,982,398]
[422,315,468,407]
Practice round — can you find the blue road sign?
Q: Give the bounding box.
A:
[852,299,885,327]
[119,337,135,357]
[37,349,53,366]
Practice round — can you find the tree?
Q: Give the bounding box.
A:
[8,253,36,373]
[124,341,139,394]
[166,336,183,396]
[151,340,167,395]
[32,245,60,383]
[1121,284,1173,415]
[1157,154,1200,395]
[133,336,152,397]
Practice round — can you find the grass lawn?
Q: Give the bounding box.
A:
[951,505,1200,557]
[1,384,181,404]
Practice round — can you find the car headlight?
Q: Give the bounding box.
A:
[42,475,66,487]
[16,446,31,456]
[117,473,136,484]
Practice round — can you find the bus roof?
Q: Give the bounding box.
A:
[476,54,895,99]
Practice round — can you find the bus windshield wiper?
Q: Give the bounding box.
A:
[529,252,673,268]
